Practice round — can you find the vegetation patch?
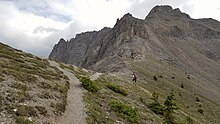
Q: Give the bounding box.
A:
[180,83,184,88]
[53,83,68,94]
[17,105,37,117]
[107,83,128,96]
[153,76,158,81]
[195,97,200,102]
[35,105,47,116]
[50,102,66,115]
[37,82,52,89]
[38,91,53,99]
[148,92,178,124]
[186,116,193,124]
[80,77,100,93]
[10,82,28,91]
[198,109,204,114]
[109,99,139,123]
[0,95,2,109]
[15,116,34,124]
[5,90,31,103]
[148,92,164,115]
[0,77,4,82]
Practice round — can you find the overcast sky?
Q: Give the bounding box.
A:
[0,0,220,57]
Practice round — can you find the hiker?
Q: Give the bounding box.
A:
[132,73,137,83]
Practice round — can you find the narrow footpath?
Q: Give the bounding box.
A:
[49,61,87,124]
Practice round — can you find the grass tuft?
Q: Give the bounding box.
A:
[107,83,128,96]
[15,116,34,124]
[17,105,37,117]
[35,105,47,116]
[80,77,100,93]
[109,99,139,123]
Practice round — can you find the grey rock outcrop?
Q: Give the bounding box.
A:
[49,5,220,72]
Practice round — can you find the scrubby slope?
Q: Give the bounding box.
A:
[60,62,217,124]
[0,42,70,124]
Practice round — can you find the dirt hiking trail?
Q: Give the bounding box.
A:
[49,61,87,124]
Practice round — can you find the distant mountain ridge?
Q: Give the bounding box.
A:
[49,5,220,71]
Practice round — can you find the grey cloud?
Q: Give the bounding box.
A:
[0,0,86,58]
[33,26,59,34]
[0,18,59,57]
[12,0,72,22]
[0,19,88,57]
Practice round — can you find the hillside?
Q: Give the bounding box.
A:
[0,42,71,123]
[49,5,220,124]
[0,39,220,124]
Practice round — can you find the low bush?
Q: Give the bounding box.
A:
[109,99,139,123]
[15,116,34,124]
[50,102,66,115]
[0,77,4,82]
[186,116,193,124]
[35,105,47,116]
[180,83,184,88]
[158,75,163,78]
[198,109,204,114]
[16,91,31,102]
[6,90,31,103]
[0,95,2,109]
[153,76,157,81]
[38,91,53,99]
[148,103,164,115]
[53,83,68,94]
[80,77,100,93]
[139,97,146,104]
[195,97,200,102]
[10,82,28,91]
[107,83,128,96]
[148,92,164,115]
[17,105,37,117]
[37,82,52,89]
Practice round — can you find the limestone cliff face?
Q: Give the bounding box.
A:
[49,28,111,66]
[49,5,220,74]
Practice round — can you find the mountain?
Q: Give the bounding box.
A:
[49,5,220,73]
[49,5,220,123]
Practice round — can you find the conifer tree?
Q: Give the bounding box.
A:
[163,92,178,124]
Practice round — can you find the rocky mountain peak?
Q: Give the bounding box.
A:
[146,5,190,19]
[59,38,67,43]
[49,5,220,74]
[112,12,148,40]
[122,13,133,18]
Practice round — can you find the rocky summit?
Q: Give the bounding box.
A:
[49,5,220,123]
[49,5,220,72]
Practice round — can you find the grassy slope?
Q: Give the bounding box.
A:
[127,58,220,124]
[61,57,220,124]
[1,41,218,124]
[60,63,159,123]
[0,43,69,124]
